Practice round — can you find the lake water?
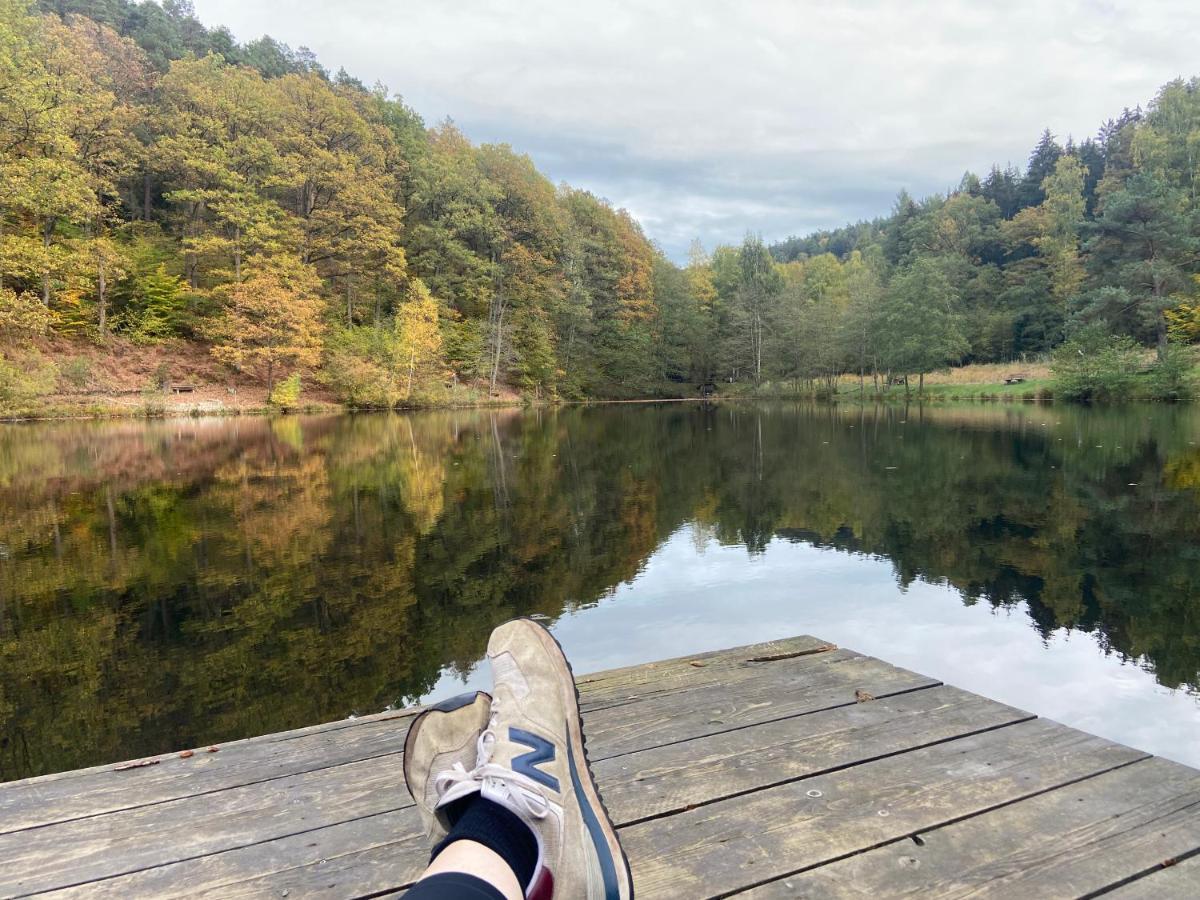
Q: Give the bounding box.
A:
[2,402,1199,782]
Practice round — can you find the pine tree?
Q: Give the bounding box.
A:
[1018,129,1063,210]
[1081,173,1198,358]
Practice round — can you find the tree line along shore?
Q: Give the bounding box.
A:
[2,0,1199,418]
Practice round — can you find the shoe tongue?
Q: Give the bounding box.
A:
[482,729,524,769]
[479,775,519,810]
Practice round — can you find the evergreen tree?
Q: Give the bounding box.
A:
[1081,173,1198,357]
[1018,129,1063,210]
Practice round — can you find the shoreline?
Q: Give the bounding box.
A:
[4,386,1191,423]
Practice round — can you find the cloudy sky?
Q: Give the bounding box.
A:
[193,0,1200,261]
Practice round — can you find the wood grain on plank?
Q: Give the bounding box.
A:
[621,718,1147,899]
[43,809,426,900]
[582,651,937,760]
[577,635,834,700]
[0,712,417,836]
[0,753,411,898]
[1104,854,1200,900]
[593,685,1029,825]
[740,757,1200,898]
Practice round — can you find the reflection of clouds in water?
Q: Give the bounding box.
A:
[424,524,1200,768]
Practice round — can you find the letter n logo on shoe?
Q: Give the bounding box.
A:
[509,727,560,791]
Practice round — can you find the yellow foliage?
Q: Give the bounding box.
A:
[1166,280,1200,342]
[394,278,445,400]
[207,263,325,391]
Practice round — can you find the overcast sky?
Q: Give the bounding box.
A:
[193,0,1200,261]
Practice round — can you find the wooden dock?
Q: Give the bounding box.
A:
[2,635,1198,898]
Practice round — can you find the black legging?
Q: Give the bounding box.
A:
[405,872,506,899]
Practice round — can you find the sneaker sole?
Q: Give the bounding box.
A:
[521,618,635,900]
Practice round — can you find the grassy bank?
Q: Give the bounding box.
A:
[706,361,1055,403]
[711,358,1199,404]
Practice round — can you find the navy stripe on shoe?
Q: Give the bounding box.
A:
[431,691,480,713]
[566,730,620,900]
[509,727,560,792]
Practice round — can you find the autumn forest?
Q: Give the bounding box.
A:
[2,0,1200,410]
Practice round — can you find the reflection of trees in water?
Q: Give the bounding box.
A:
[1,403,1198,780]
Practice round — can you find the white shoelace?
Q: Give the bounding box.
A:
[433,699,551,822]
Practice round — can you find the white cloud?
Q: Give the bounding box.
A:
[193,0,1200,259]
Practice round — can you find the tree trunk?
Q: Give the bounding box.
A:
[490,303,505,392]
[234,227,242,283]
[41,217,54,305]
[752,304,763,384]
[918,371,924,395]
[1153,277,1169,361]
[266,358,275,397]
[143,171,152,221]
[97,257,107,335]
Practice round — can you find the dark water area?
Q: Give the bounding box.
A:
[2,402,1199,782]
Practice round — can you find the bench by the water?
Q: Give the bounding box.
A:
[1,635,1197,898]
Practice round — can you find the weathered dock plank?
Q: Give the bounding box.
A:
[740,757,1200,898]
[67,685,1021,899]
[1106,855,1200,900]
[2,634,1196,900]
[0,710,420,835]
[594,684,1030,826]
[621,719,1146,898]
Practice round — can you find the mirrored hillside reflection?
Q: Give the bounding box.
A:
[2,402,1199,781]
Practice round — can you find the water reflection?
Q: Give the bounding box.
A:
[1,402,1198,780]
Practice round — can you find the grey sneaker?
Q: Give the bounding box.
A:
[469,618,635,900]
[402,691,492,841]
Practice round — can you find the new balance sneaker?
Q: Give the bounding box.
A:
[472,618,635,900]
[402,691,493,841]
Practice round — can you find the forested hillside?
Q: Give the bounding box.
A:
[2,0,1199,410]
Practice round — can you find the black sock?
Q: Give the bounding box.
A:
[430,793,539,889]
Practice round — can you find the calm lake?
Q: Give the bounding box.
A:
[2,402,1199,782]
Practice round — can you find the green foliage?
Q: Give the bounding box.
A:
[120,265,187,343]
[1146,342,1197,400]
[876,257,968,384]
[269,372,301,410]
[1051,325,1142,401]
[0,350,57,406]
[1080,173,1198,352]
